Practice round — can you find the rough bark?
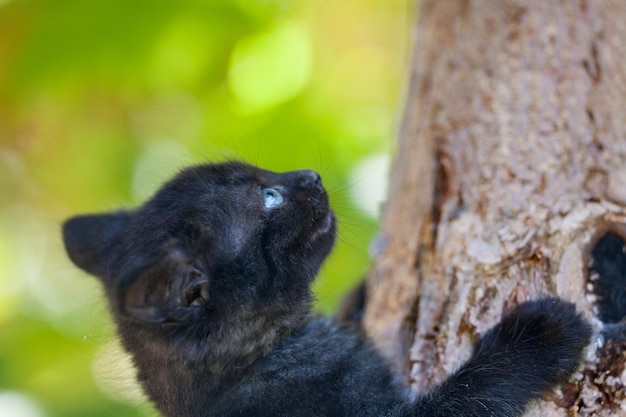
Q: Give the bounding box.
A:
[363,1,626,415]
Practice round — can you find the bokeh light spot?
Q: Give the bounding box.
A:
[0,392,45,417]
[228,22,312,112]
[349,153,390,218]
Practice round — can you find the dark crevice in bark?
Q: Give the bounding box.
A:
[588,232,626,324]
[431,141,450,252]
[402,297,419,383]
[584,29,606,180]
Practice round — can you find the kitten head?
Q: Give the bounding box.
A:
[62,162,336,329]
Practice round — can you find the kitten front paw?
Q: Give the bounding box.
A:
[475,297,592,386]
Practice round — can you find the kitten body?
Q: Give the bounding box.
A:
[63,161,591,417]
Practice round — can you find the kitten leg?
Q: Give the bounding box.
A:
[414,297,592,417]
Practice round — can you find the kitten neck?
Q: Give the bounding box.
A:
[117,302,311,416]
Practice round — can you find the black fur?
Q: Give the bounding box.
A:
[62,161,591,417]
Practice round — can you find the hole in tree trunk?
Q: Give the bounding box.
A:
[588,232,626,324]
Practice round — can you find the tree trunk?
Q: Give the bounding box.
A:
[363,1,626,415]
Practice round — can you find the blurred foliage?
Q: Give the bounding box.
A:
[0,0,409,416]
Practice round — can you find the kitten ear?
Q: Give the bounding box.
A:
[62,211,131,278]
[118,249,210,324]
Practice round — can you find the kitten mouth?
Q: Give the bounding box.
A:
[312,212,334,240]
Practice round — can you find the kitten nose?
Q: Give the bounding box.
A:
[293,170,322,189]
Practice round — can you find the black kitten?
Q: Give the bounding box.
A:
[62,161,591,417]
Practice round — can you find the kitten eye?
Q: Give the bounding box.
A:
[262,188,284,208]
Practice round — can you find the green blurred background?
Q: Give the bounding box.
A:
[0,0,409,416]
